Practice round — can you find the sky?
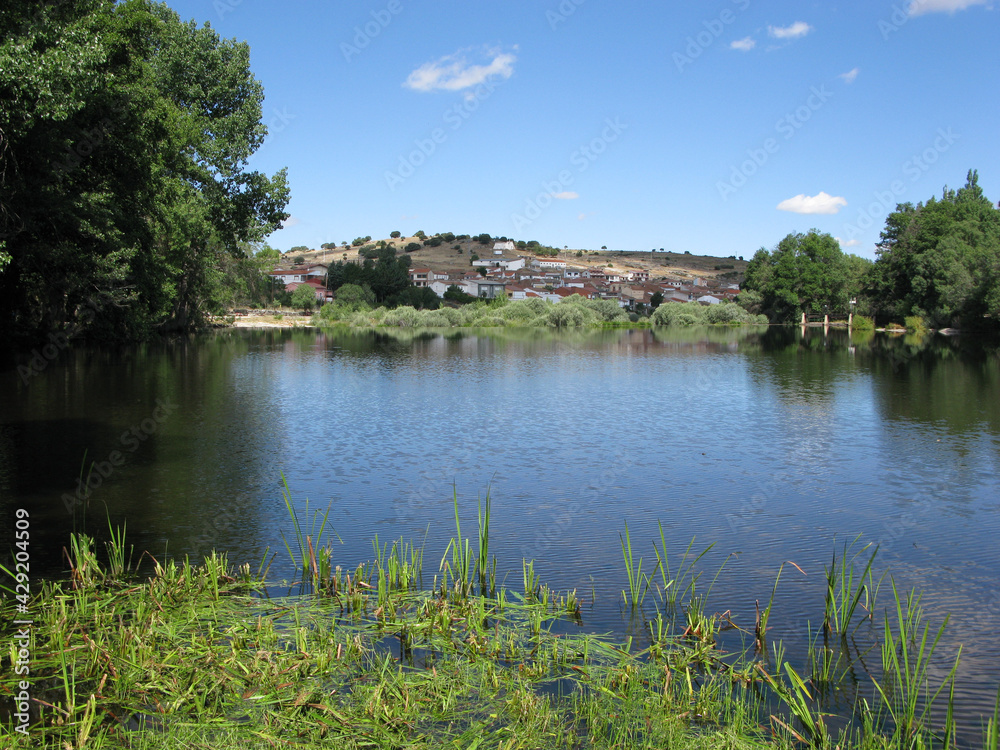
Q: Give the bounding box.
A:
[163,0,999,260]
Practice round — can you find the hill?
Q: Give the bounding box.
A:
[283,235,748,283]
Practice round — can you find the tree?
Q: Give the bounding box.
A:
[741,231,854,322]
[649,291,664,310]
[444,284,475,304]
[0,0,289,343]
[333,282,375,308]
[414,230,426,240]
[390,230,401,239]
[293,255,306,265]
[291,283,317,311]
[289,245,309,255]
[864,170,1000,327]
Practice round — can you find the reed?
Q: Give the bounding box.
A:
[823,535,880,636]
[619,521,651,608]
[651,524,714,609]
[279,473,339,585]
[871,579,961,744]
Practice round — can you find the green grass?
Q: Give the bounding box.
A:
[2,501,996,749]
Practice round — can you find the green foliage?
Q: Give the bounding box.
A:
[333,282,376,308]
[864,170,1000,328]
[414,230,426,240]
[0,0,289,343]
[444,284,476,304]
[652,301,765,326]
[404,242,421,253]
[292,255,306,265]
[351,236,372,247]
[741,231,858,322]
[389,230,401,239]
[326,247,410,304]
[852,315,875,331]
[290,284,317,311]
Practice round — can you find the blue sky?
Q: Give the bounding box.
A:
[166,0,998,260]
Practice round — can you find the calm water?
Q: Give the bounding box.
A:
[3,325,1000,730]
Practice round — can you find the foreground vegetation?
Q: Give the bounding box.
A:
[3,495,998,748]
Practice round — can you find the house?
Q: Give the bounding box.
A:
[471,255,525,271]
[697,295,722,305]
[270,264,328,286]
[460,279,507,300]
[493,240,516,253]
[530,258,567,270]
[409,268,432,287]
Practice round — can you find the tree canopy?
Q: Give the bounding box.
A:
[863,170,1000,328]
[741,231,870,321]
[0,0,289,343]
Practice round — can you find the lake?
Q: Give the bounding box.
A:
[2,325,999,730]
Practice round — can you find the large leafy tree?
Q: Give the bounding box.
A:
[741,230,866,322]
[0,0,289,343]
[864,170,1000,327]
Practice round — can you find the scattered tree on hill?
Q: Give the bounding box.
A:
[293,255,306,265]
[414,230,426,240]
[390,231,401,239]
[404,243,421,253]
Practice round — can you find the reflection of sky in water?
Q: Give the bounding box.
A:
[2,327,999,731]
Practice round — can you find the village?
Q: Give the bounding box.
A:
[268,239,744,312]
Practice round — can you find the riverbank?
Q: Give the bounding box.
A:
[3,515,997,748]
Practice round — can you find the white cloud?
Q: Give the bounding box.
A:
[836,237,862,248]
[281,216,301,229]
[552,191,579,200]
[839,67,860,84]
[768,21,813,39]
[909,0,986,15]
[777,192,847,215]
[731,36,756,51]
[404,46,516,93]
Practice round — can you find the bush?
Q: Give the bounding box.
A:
[545,304,599,328]
[904,315,928,334]
[404,243,421,253]
[652,302,706,326]
[852,315,875,331]
[382,306,419,327]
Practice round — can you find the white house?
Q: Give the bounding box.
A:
[530,258,567,270]
[473,255,524,271]
[493,240,516,253]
